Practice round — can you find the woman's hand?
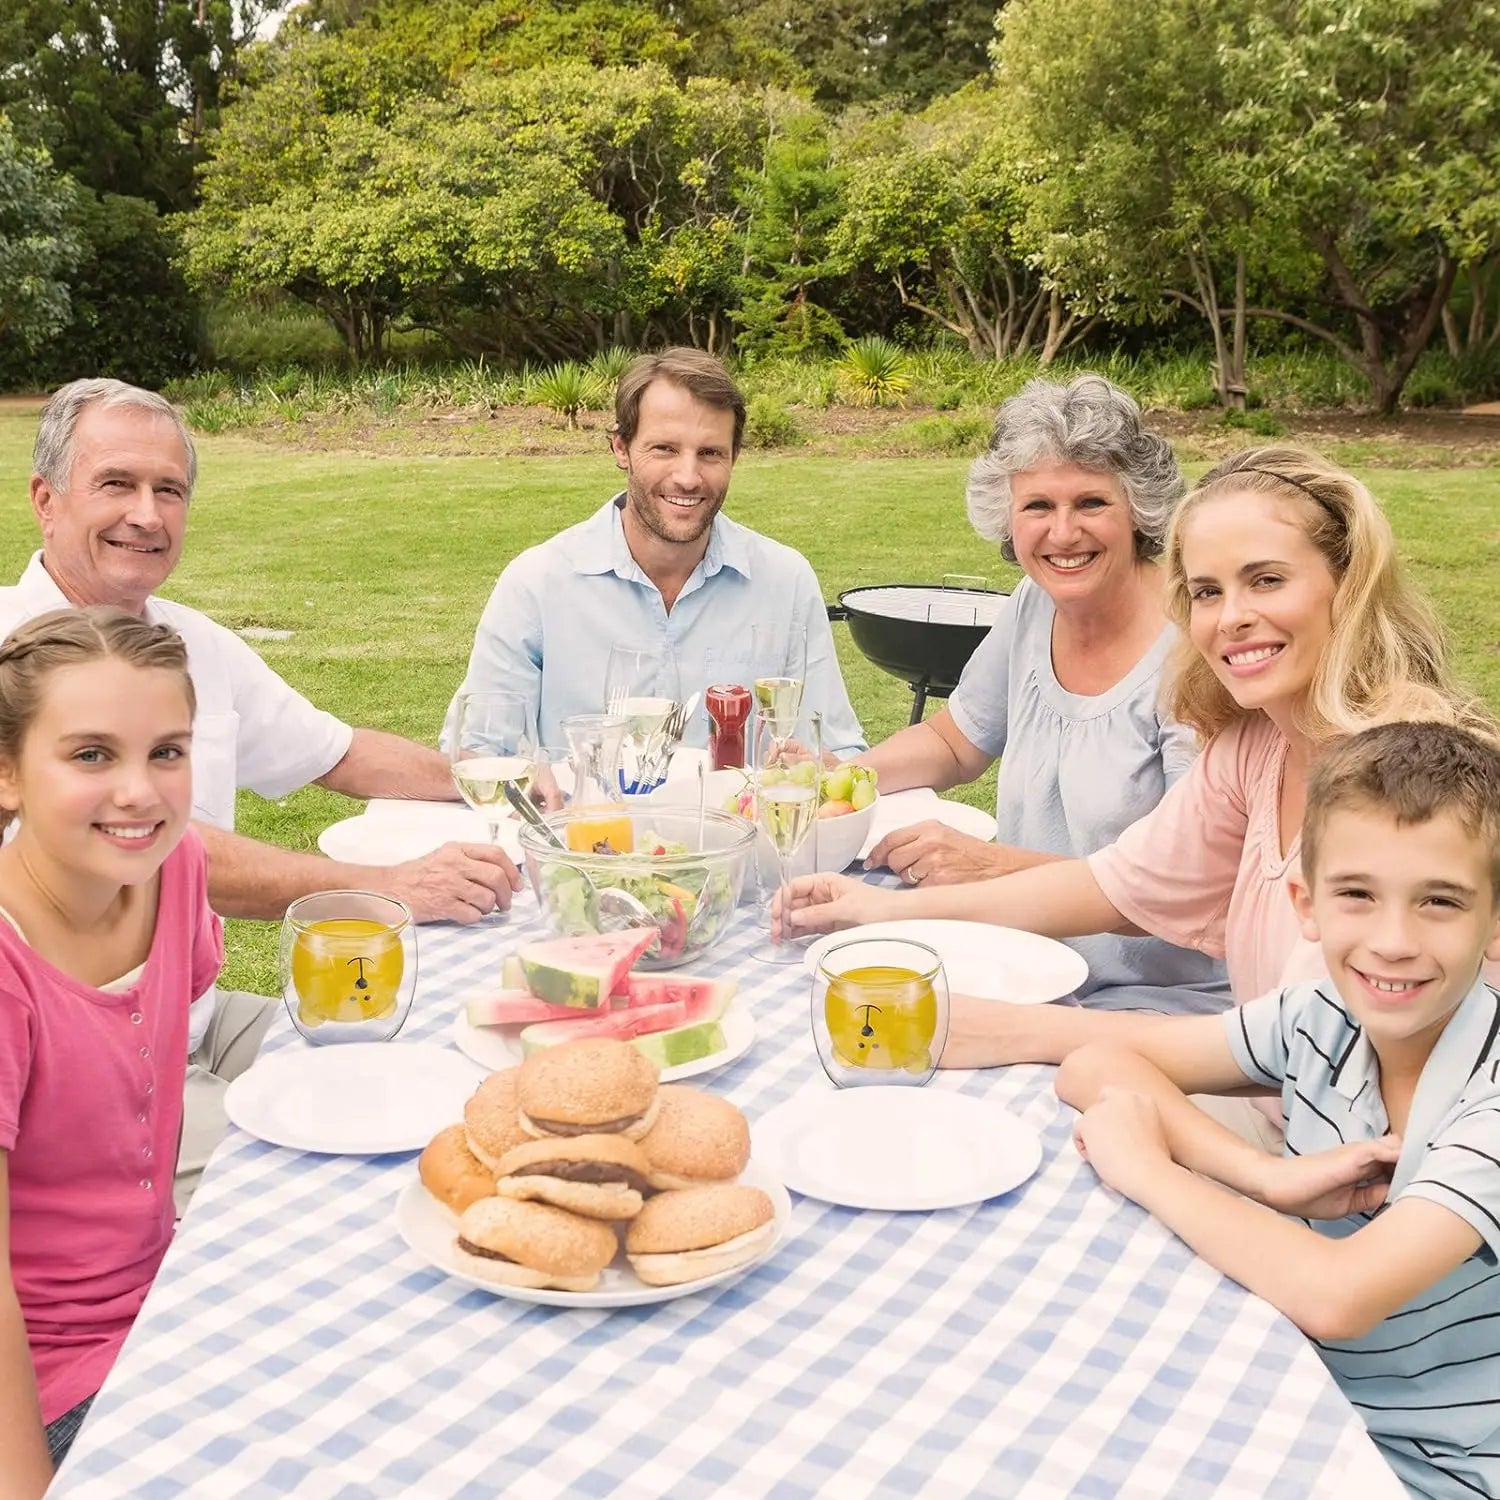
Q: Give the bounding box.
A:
[867,823,1009,885]
[867,824,1061,887]
[772,874,900,937]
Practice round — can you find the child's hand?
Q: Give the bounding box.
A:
[1255,1134,1402,1220]
[1073,1087,1173,1198]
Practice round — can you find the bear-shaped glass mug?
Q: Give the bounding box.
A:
[812,937,949,1087]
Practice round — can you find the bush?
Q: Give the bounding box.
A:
[891,413,990,454]
[744,394,805,448]
[526,361,607,428]
[1219,407,1286,437]
[0,192,202,392]
[836,336,912,407]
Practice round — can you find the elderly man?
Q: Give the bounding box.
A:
[447,347,865,758]
[1,378,524,1207]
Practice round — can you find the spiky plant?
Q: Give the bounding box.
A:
[526,361,605,429]
[836,336,912,407]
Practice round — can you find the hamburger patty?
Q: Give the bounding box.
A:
[456,1238,518,1264]
[530,1114,645,1137]
[522,1160,654,1192]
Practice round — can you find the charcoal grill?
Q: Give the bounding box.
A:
[828,583,1008,724]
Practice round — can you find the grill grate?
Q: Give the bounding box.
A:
[841,585,1005,629]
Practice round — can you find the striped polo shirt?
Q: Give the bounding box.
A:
[1224,976,1500,1500]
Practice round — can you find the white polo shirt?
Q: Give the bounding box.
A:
[0,553,354,1042]
[1226,976,1500,1499]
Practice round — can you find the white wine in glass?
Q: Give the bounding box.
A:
[449,691,534,843]
[750,622,808,743]
[752,707,821,964]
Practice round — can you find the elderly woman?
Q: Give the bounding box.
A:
[859,374,1227,1013]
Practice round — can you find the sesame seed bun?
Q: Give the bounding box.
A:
[517,1039,660,1140]
[625,1185,776,1287]
[492,1134,654,1221]
[638,1086,750,1190]
[462,1068,531,1171]
[418,1125,497,1216]
[454,1197,618,1292]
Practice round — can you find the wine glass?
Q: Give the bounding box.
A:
[751,707,821,964]
[750,622,807,746]
[449,691,534,843]
[280,891,417,1045]
[603,644,681,794]
[812,937,948,1086]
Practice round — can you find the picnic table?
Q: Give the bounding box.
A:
[50,802,1406,1499]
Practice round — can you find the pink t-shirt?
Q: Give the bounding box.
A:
[1088,715,1326,1003]
[0,830,223,1423]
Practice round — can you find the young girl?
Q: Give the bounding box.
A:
[779,446,1492,1071]
[0,606,221,1494]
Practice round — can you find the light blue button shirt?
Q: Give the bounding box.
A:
[948,577,1229,1013]
[446,497,866,757]
[1227,977,1500,1500]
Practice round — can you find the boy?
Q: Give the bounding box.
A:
[1056,721,1500,1500]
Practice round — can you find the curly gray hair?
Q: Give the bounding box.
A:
[33,378,197,498]
[965,375,1183,562]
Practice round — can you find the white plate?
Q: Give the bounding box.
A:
[394,1157,792,1306]
[755,1087,1042,1211]
[450,1002,756,1082]
[318,809,521,865]
[803,919,1087,1005]
[860,791,996,862]
[224,1043,485,1155]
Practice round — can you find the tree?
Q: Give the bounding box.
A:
[998,0,1301,409]
[0,1,273,212]
[1222,0,1500,413]
[830,86,1083,362]
[184,59,767,360]
[0,119,80,354]
[733,108,846,356]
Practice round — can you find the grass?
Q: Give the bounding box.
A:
[0,410,1497,991]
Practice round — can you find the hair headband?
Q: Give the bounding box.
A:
[1229,466,1326,505]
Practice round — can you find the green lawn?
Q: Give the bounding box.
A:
[1,409,1497,992]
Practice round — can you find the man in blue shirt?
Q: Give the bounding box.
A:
[446,349,865,759]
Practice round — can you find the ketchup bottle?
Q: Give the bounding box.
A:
[706,683,753,769]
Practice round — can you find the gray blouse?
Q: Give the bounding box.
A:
[948,577,1230,1013]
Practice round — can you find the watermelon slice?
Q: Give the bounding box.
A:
[632,1019,727,1070]
[465,989,610,1028]
[514,929,657,1010]
[518,998,692,1053]
[621,974,735,1023]
[519,1009,730,1068]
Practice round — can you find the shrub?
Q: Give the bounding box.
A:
[527,361,606,428]
[1219,407,1285,437]
[744,394,805,448]
[836,336,912,407]
[894,413,990,454]
[0,192,202,392]
[588,345,635,386]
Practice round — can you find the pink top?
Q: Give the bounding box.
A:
[1088,715,1326,1003]
[0,831,223,1423]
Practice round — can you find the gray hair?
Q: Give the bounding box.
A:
[33,378,198,498]
[965,374,1183,562]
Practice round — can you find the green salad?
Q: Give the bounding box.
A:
[541,831,737,960]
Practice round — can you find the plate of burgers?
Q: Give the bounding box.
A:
[396,1037,791,1306]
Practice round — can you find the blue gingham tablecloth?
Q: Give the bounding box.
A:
[51,897,1398,1500]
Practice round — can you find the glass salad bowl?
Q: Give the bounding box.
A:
[517,807,757,969]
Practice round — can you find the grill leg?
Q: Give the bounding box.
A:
[908,680,930,726]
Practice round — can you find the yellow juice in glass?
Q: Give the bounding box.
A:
[824,965,938,1073]
[566,808,634,855]
[290,918,404,1026]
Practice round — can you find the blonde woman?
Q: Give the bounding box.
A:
[779,447,1492,1070]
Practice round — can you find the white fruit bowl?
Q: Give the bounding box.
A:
[647,769,877,884]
